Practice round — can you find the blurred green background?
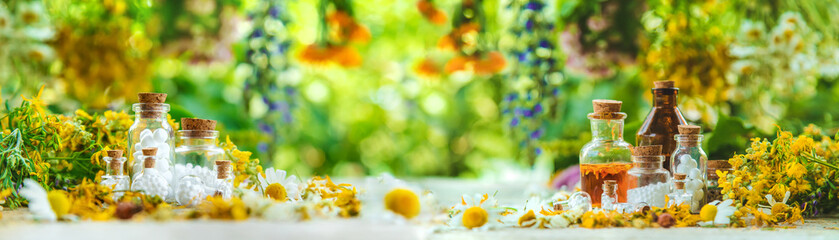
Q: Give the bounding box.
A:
[2,0,839,178]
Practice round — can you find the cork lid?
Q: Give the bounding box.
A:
[674,181,685,189]
[707,160,732,169]
[653,80,675,89]
[141,148,158,156]
[674,173,687,180]
[138,93,167,103]
[181,118,217,131]
[106,150,123,159]
[216,160,232,179]
[633,145,662,156]
[602,180,617,193]
[678,125,701,135]
[592,99,622,113]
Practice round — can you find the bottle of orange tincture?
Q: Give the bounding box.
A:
[579,99,633,206]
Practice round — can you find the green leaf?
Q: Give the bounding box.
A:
[706,111,755,159]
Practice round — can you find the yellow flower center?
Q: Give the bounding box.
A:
[771,203,789,216]
[265,183,288,201]
[517,209,536,227]
[47,190,70,217]
[699,204,717,222]
[383,188,420,219]
[22,12,38,24]
[462,206,488,229]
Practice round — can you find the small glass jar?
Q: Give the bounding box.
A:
[670,173,695,209]
[214,160,234,200]
[127,93,175,186]
[704,160,733,205]
[671,125,707,212]
[580,100,633,206]
[626,150,671,208]
[173,120,224,206]
[601,180,618,211]
[101,150,130,200]
[132,148,171,199]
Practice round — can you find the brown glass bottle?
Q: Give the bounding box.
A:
[635,81,686,172]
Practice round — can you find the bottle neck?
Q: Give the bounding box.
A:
[133,103,170,121]
[632,156,664,169]
[676,135,703,147]
[179,137,219,146]
[590,118,625,141]
[652,89,678,108]
[105,157,124,176]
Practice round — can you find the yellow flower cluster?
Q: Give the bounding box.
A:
[720,125,839,220]
[220,136,262,188]
[194,196,249,221]
[302,176,361,218]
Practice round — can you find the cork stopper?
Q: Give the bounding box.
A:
[592,99,622,113]
[216,160,231,179]
[678,125,701,135]
[106,150,123,159]
[674,181,685,190]
[653,80,675,89]
[552,202,563,211]
[141,148,158,156]
[674,173,687,180]
[602,180,617,194]
[707,160,732,170]
[633,145,662,156]
[138,93,167,103]
[674,173,686,189]
[181,118,217,131]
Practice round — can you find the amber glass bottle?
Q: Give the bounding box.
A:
[580,100,633,206]
[636,80,686,172]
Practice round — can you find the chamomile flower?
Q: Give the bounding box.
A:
[19,179,71,221]
[759,191,791,216]
[257,168,301,202]
[446,193,505,230]
[0,5,12,35]
[362,174,433,222]
[263,201,299,221]
[697,199,737,226]
[15,1,48,27]
[23,43,54,62]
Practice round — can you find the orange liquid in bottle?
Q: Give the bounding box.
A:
[580,162,631,206]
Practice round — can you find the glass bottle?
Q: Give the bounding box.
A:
[214,160,234,200]
[704,160,733,205]
[132,148,171,199]
[671,125,706,212]
[635,81,687,172]
[128,93,175,187]
[101,150,130,200]
[173,118,224,206]
[626,145,671,208]
[601,180,618,211]
[671,173,694,209]
[580,99,633,206]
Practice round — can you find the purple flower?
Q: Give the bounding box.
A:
[258,123,273,133]
[539,39,551,49]
[530,129,543,139]
[533,103,543,113]
[525,1,545,11]
[551,165,581,190]
[525,20,534,31]
[534,147,542,155]
[269,6,280,18]
[505,93,518,102]
[518,52,528,62]
[258,142,269,152]
[251,28,264,38]
[510,117,520,127]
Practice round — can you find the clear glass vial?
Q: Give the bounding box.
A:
[174,118,224,205]
[580,100,633,206]
[101,150,130,200]
[671,173,694,208]
[671,125,706,213]
[626,145,671,208]
[214,160,234,200]
[132,148,171,199]
[128,93,175,185]
[601,180,618,211]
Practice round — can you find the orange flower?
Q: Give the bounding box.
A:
[328,11,370,43]
[333,46,362,67]
[414,57,444,78]
[437,35,456,50]
[298,44,334,65]
[297,44,362,67]
[445,51,506,75]
[438,23,481,51]
[417,0,447,25]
